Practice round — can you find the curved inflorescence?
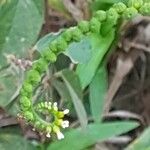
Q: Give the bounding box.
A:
[19,0,150,140]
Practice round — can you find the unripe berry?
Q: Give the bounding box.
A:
[113,2,127,14]
[90,17,101,33]
[94,10,107,22]
[78,20,90,33]
[123,7,138,19]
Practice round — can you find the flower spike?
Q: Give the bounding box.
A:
[19,0,150,140]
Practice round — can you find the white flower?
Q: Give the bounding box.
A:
[45,102,48,107]
[53,102,58,111]
[56,131,64,140]
[61,120,69,128]
[46,133,51,138]
[63,109,69,114]
[47,102,51,109]
[32,128,36,131]
[48,102,52,106]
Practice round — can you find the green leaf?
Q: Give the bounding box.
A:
[89,64,108,122]
[0,0,44,65]
[34,32,62,52]
[47,121,139,150]
[0,72,20,107]
[51,79,76,117]
[0,134,37,150]
[52,79,72,102]
[76,30,115,89]
[65,37,92,64]
[61,69,88,129]
[125,127,150,150]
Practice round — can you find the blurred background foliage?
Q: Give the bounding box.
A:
[0,0,150,150]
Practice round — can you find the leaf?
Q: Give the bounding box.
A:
[51,79,76,117]
[60,69,88,129]
[47,121,139,150]
[0,134,37,150]
[0,72,20,107]
[65,37,92,64]
[125,127,150,150]
[0,0,44,65]
[52,79,72,102]
[34,32,62,52]
[76,30,115,89]
[89,64,108,122]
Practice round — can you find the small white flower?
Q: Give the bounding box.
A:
[61,120,69,128]
[46,133,51,138]
[48,102,52,106]
[63,109,69,114]
[45,102,48,107]
[53,102,57,107]
[32,128,36,131]
[56,131,64,140]
[47,102,51,109]
[53,102,58,111]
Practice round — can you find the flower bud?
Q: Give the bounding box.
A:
[27,70,41,84]
[123,7,138,19]
[78,20,90,33]
[107,8,119,25]
[42,50,57,62]
[128,0,143,9]
[22,82,32,93]
[32,58,48,73]
[94,10,107,22]
[57,37,68,52]
[62,29,72,42]
[113,2,127,14]
[24,111,34,121]
[139,3,150,15]
[71,27,83,42]
[49,41,58,52]
[20,97,31,108]
[90,17,101,33]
